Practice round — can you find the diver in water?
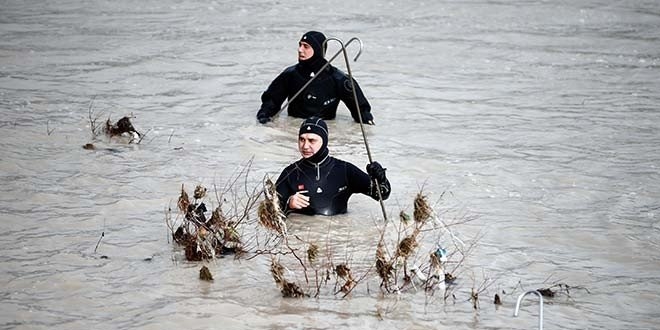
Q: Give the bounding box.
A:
[275,117,390,216]
[256,31,375,125]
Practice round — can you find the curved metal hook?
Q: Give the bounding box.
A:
[324,37,388,223]
[514,290,544,330]
[323,37,363,62]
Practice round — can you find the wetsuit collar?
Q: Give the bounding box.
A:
[302,152,330,181]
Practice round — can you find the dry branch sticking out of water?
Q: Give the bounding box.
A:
[84,98,145,149]
[271,258,306,298]
[167,183,249,261]
[257,178,286,236]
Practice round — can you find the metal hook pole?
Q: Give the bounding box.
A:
[274,38,363,117]
[325,37,388,223]
[514,290,544,330]
[325,37,372,162]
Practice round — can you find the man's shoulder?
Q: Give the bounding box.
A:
[326,157,356,170]
[283,64,297,72]
[283,159,303,171]
[327,65,347,78]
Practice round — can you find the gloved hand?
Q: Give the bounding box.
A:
[361,112,374,125]
[257,115,271,124]
[366,161,387,183]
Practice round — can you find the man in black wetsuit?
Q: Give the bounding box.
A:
[275,117,390,216]
[256,31,375,125]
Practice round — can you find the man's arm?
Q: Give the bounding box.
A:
[337,72,374,125]
[257,70,290,124]
[346,161,390,201]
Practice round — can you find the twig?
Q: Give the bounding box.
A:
[46,120,55,135]
[94,218,106,253]
[136,128,151,144]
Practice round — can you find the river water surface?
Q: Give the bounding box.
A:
[1,0,660,329]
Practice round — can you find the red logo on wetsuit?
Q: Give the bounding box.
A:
[297,184,305,190]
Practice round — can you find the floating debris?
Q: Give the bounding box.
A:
[199,265,213,281]
[271,258,306,298]
[335,264,355,294]
[194,185,207,199]
[281,281,306,298]
[335,264,351,280]
[434,246,448,263]
[307,243,319,264]
[105,116,141,141]
[167,184,245,261]
[536,283,590,298]
[399,210,410,224]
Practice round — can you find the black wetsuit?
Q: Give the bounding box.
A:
[275,155,390,216]
[257,64,373,123]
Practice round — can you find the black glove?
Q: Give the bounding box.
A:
[366,161,387,183]
[360,111,374,125]
[257,115,271,124]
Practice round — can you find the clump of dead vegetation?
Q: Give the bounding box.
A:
[249,187,480,301]
[164,168,591,313]
[83,97,146,149]
[372,191,478,302]
[165,159,261,261]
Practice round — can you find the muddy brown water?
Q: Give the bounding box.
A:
[1,0,659,329]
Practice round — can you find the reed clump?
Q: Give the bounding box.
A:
[271,258,306,298]
[83,98,146,149]
[167,168,260,261]
[257,179,287,236]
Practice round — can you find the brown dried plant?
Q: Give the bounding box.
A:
[376,241,394,284]
[397,233,418,258]
[335,263,356,294]
[307,243,319,264]
[271,258,306,298]
[167,161,261,261]
[194,185,207,199]
[257,178,286,236]
[271,257,285,285]
[177,184,190,213]
[413,192,432,224]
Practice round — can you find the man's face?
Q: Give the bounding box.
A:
[298,133,323,158]
[298,41,314,61]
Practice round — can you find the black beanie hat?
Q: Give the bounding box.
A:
[299,116,328,142]
[300,31,326,58]
[299,117,329,163]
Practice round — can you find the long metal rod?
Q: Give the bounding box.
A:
[325,36,388,223]
[514,290,544,330]
[274,37,363,117]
